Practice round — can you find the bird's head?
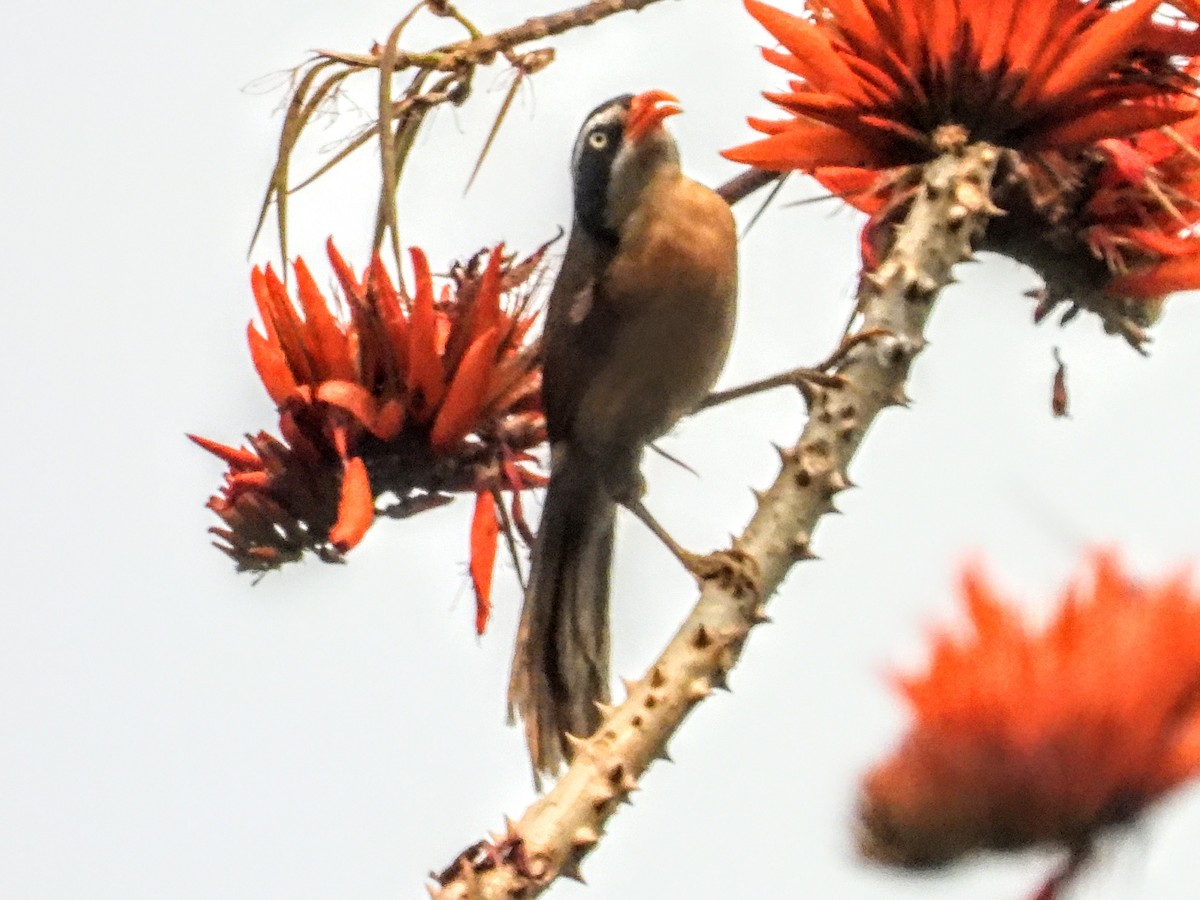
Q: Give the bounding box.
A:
[570,90,683,246]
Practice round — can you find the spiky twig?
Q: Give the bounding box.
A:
[430,140,1003,898]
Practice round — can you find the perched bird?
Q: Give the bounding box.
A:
[508,91,739,781]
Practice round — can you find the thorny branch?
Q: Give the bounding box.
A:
[251,0,672,272]
[430,141,1003,898]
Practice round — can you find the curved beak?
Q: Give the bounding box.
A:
[626,90,682,144]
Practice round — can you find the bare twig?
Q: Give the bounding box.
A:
[430,143,1003,899]
[717,166,781,205]
[317,0,672,72]
[738,171,790,238]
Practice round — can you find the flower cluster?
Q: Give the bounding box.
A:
[1086,116,1200,300]
[860,552,1200,870]
[726,0,1200,172]
[724,0,1200,341]
[192,239,548,632]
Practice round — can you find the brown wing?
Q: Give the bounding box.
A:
[543,175,737,449]
[540,228,619,444]
[567,175,737,450]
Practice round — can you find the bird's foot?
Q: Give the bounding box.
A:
[698,367,845,411]
[624,498,764,597]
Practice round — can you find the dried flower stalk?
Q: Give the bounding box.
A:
[252,0,672,270]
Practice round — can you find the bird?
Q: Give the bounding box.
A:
[507,90,739,782]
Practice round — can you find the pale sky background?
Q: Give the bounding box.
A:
[5,1,1200,898]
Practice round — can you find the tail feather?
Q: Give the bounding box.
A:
[508,447,615,783]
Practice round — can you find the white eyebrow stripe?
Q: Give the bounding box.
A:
[571,104,626,174]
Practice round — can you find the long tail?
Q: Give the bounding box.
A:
[508,446,615,784]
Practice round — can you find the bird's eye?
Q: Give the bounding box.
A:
[588,131,609,150]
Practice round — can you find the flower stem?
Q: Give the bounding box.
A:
[1029,844,1093,900]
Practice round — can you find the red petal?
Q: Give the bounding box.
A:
[746,116,792,136]
[924,0,960,76]
[188,434,262,470]
[329,456,374,552]
[435,308,452,355]
[260,265,315,386]
[470,245,504,343]
[762,90,862,123]
[373,398,406,440]
[745,0,870,105]
[812,165,888,213]
[1120,228,1200,259]
[1107,253,1200,298]
[249,266,280,345]
[888,0,925,74]
[430,326,502,452]
[226,470,271,500]
[247,321,300,405]
[325,238,361,299]
[1036,0,1160,110]
[365,253,398,305]
[1141,19,1200,57]
[469,492,500,635]
[329,422,351,460]
[406,247,446,420]
[1011,0,1093,107]
[722,123,889,170]
[760,46,809,79]
[315,380,379,430]
[293,257,354,382]
[1028,104,1194,151]
[367,254,408,375]
[1097,138,1153,186]
[976,0,1021,75]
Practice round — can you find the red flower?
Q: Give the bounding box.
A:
[859,552,1200,870]
[725,0,1200,171]
[192,240,548,632]
[1083,114,1200,299]
[982,113,1200,344]
[725,1,1200,343]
